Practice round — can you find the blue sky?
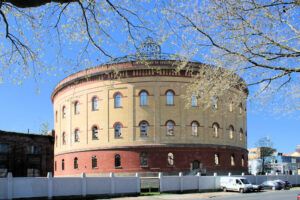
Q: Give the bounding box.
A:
[0,73,298,154]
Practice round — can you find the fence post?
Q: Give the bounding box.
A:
[179,172,183,192]
[7,172,13,200]
[110,173,115,195]
[136,173,140,194]
[197,172,201,192]
[159,172,163,193]
[47,172,53,199]
[81,173,87,197]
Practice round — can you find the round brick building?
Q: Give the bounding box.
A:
[52,38,248,176]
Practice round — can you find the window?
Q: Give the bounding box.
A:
[191,121,199,136]
[212,123,219,137]
[55,136,58,147]
[140,153,148,167]
[62,106,66,119]
[239,103,243,114]
[140,91,147,106]
[166,91,174,105]
[0,144,8,153]
[191,94,197,106]
[241,156,245,167]
[114,93,121,108]
[74,101,79,114]
[240,129,243,142]
[74,129,79,142]
[92,156,97,169]
[62,159,65,170]
[167,152,174,166]
[62,132,66,145]
[115,123,121,138]
[55,161,57,171]
[92,97,98,111]
[140,122,148,136]
[229,125,234,139]
[115,154,121,168]
[166,121,175,136]
[212,96,218,109]
[55,111,58,122]
[215,154,219,165]
[92,126,98,140]
[74,157,78,169]
[27,145,41,154]
[229,100,233,112]
[231,155,235,166]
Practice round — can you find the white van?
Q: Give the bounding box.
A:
[220,177,253,193]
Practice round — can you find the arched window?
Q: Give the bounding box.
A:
[191,121,199,136]
[92,126,98,140]
[240,128,243,142]
[239,103,243,114]
[74,157,78,169]
[140,153,148,167]
[115,154,121,168]
[215,154,219,165]
[62,159,65,170]
[55,161,57,171]
[74,101,79,114]
[212,123,219,137]
[191,94,197,106]
[241,156,245,167]
[92,97,98,111]
[55,136,58,147]
[114,93,121,108]
[166,91,174,105]
[212,96,218,109]
[62,106,66,119]
[229,100,233,112]
[192,160,200,170]
[92,156,97,169]
[140,91,147,106]
[74,129,79,142]
[114,123,121,138]
[55,111,58,122]
[231,154,235,166]
[229,125,234,139]
[140,122,148,136]
[166,121,175,136]
[62,132,66,145]
[167,152,174,166]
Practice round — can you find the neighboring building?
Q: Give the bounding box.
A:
[52,37,248,176]
[0,130,54,177]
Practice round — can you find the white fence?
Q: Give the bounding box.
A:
[1,172,300,199]
[0,172,140,200]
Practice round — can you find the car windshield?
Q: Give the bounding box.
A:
[240,179,250,184]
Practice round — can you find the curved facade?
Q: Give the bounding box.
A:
[52,60,248,176]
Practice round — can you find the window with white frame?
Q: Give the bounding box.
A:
[213,123,219,137]
[92,126,98,140]
[74,129,79,142]
[167,152,174,166]
[229,100,233,112]
[114,94,121,108]
[140,122,148,136]
[241,156,245,167]
[192,122,198,136]
[166,121,175,136]
[166,91,174,105]
[231,154,235,166]
[115,124,121,138]
[140,91,147,106]
[215,154,219,165]
[92,97,98,111]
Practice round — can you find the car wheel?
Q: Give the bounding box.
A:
[239,188,244,193]
[223,187,227,192]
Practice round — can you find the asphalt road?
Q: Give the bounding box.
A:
[110,188,300,200]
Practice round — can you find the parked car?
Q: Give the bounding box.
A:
[261,180,283,190]
[273,179,291,190]
[252,184,264,192]
[220,177,253,193]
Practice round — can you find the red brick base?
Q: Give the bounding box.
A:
[54,146,248,176]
